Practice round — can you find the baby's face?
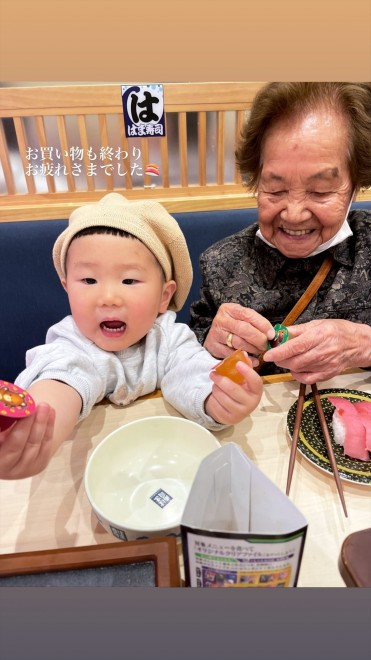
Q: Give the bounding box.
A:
[61,233,176,352]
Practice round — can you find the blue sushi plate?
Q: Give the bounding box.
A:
[287,388,371,486]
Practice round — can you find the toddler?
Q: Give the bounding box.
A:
[0,193,262,479]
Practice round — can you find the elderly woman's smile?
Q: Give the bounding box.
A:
[279,227,314,236]
[278,226,316,241]
[257,109,353,258]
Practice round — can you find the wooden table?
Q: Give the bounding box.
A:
[1,371,370,587]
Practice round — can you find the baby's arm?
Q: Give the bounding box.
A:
[205,357,262,425]
[0,379,82,479]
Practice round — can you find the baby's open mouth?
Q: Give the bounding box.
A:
[100,320,126,333]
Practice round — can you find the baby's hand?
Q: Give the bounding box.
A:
[0,403,56,479]
[205,352,263,425]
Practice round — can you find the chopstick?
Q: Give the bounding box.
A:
[286,382,306,496]
[286,382,348,518]
[310,383,348,517]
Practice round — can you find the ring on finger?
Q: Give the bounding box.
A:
[226,332,234,349]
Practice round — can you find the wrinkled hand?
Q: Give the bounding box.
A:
[0,403,56,479]
[263,319,371,384]
[205,354,263,425]
[204,303,275,359]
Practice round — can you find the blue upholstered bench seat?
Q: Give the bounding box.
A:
[1,202,370,383]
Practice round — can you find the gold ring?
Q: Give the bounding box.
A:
[226,332,234,349]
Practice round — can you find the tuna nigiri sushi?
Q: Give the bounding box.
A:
[328,397,371,462]
[353,401,371,452]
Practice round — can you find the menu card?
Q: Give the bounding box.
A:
[181,443,307,588]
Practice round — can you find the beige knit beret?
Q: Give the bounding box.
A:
[53,193,193,311]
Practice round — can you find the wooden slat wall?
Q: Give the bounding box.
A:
[198,111,206,187]
[216,111,225,186]
[118,115,133,190]
[77,115,95,192]
[13,117,36,194]
[1,82,370,221]
[234,110,245,184]
[178,112,188,188]
[0,120,15,195]
[34,116,55,194]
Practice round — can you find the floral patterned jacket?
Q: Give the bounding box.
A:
[190,209,371,375]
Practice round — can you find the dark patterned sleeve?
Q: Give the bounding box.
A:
[189,228,256,345]
[189,249,219,344]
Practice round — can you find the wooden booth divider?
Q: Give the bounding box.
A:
[0,82,265,221]
[1,81,370,222]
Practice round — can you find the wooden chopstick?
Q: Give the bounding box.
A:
[286,382,348,518]
[286,382,306,496]
[310,383,348,517]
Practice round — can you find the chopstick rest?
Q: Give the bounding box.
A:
[286,381,348,517]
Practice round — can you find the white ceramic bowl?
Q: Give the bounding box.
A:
[84,416,220,541]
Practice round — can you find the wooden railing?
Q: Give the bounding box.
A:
[0,82,265,220]
[1,82,370,222]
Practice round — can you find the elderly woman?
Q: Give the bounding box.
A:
[190,82,371,383]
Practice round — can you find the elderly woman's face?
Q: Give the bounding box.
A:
[257,109,353,259]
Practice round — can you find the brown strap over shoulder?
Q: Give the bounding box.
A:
[255,253,334,372]
[282,254,334,327]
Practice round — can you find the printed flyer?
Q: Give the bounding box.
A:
[181,444,307,587]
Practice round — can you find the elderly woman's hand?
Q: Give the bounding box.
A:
[263,319,371,384]
[203,302,275,360]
